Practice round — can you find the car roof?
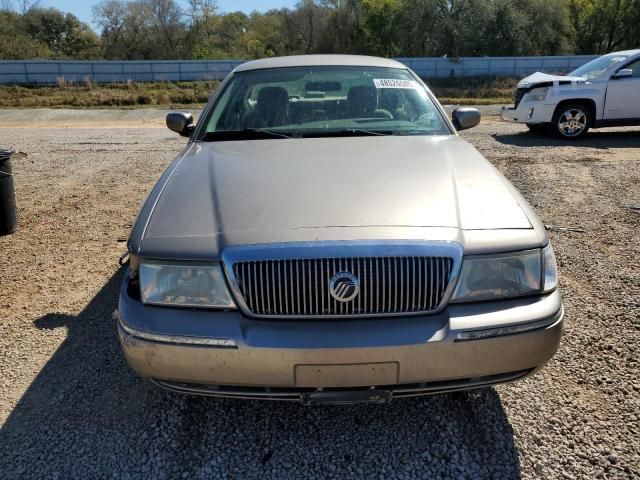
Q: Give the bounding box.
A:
[234,55,408,72]
[604,49,640,57]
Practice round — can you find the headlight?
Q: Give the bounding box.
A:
[522,87,549,102]
[542,243,558,293]
[139,261,236,308]
[451,250,542,302]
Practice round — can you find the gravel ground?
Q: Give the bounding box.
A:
[0,110,638,479]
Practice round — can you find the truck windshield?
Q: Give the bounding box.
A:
[569,55,629,80]
[198,66,451,140]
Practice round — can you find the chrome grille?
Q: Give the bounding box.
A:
[232,256,454,317]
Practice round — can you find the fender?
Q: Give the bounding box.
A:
[545,82,606,120]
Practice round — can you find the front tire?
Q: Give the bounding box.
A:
[552,103,590,140]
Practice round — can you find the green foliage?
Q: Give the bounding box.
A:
[569,0,640,54]
[0,11,50,59]
[93,0,190,59]
[361,0,402,56]
[85,0,635,59]
[392,0,575,57]
[23,8,100,58]
[1,0,639,61]
[0,8,100,59]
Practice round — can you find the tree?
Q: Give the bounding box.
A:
[145,0,185,57]
[518,0,574,55]
[360,0,401,56]
[0,9,50,59]
[214,12,249,56]
[93,0,148,59]
[23,8,101,58]
[3,0,616,61]
[1,0,41,14]
[94,0,187,59]
[287,0,329,53]
[318,0,365,54]
[481,0,529,56]
[393,0,438,56]
[570,0,640,54]
[242,10,287,57]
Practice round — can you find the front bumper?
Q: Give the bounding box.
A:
[500,101,555,124]
[116,273,563,399]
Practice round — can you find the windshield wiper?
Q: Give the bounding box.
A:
[346,128,394,136]
[302,129,395,138]
[394,129,432,136]
[201,128,293,141]
[201,128,422,141]
[242,128,293,138]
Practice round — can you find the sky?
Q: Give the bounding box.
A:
[42,1,299,29]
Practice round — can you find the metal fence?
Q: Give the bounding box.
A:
[0,60,244,84]
[397,55,597,78]
[0,55,598,85]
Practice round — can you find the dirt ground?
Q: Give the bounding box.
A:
[0,110,638,479]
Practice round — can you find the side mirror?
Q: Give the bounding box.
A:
[452,107,481,131]
[612,69,633,79]
[166,112,194,137]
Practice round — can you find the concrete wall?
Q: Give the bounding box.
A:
[0,56,598,84]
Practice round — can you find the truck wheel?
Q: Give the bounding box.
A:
[552,104,590,140]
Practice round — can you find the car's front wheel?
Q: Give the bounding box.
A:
[552,104,590,140]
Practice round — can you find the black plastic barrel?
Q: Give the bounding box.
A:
[0,149,17,235]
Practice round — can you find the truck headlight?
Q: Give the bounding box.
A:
[452,248,550,303]
[523,87,549,102]
[139,260,237,308]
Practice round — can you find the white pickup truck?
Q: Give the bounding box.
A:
[501,49,640,139]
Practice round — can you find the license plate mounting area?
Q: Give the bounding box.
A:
[302,389,392,405]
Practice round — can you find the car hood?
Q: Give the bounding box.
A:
[517,71,585,89]
[135,135,538,258]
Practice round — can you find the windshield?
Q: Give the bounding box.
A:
[198,66,451,140]
[569,55,629,80]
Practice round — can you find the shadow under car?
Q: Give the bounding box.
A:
[493,128,640,149]
[0,269,522,479]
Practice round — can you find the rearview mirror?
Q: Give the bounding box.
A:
[166,112,194,137]
[452,107,481,131]
[613,69,633,79]
[305,81,342,92]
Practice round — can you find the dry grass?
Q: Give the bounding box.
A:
[0,77,516,108]
[428,76,515,105]
[437,97,511,105]
[0,80,219,108]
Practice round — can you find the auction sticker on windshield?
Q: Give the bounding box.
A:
[373,79,420,89]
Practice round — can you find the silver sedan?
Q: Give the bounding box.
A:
[116,55,563,405]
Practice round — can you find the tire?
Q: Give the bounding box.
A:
[526,123,548,134]
[552,103,591,140]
